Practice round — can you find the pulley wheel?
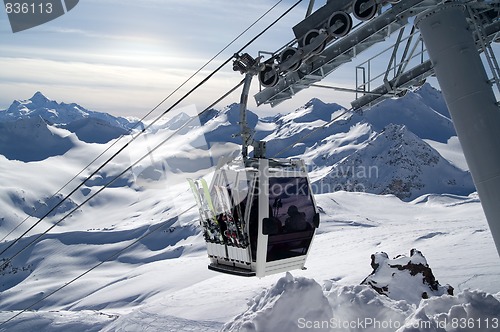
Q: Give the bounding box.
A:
[303,29,326,55]
[328,11,353,38]
[259,64,279,88]
[352,0,378,21]
[280,47,302,72]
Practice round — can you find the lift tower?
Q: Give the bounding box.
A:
[416,4,500,257]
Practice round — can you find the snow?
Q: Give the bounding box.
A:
[364,86,456,143]
[0,88,499,331]
[424,136,469,171]
[224,275,500,332]
[223,272,333,332]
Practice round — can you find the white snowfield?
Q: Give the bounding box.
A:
[0,87,499,331]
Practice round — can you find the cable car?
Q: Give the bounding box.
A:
[189,54,319,277]
[189,156,319,277]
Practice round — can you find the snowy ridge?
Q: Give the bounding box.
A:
[1,92,136,129]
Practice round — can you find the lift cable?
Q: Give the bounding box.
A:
[0,0,308,298]
[0,72,348,327]
[0,0,285,245]
[1,77,352,329]
[0,79,244,276]
[0,85,353,326]
[0,79,246,327]
[0,0,303,263]
[1,1,311,323]
[0,0,287,246]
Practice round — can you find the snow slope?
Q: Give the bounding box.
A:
[1,190,499,331]
[0,87,498,331]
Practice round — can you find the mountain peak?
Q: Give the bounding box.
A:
[29,91,51,105]
[284,98,344,123]
[305,98,325,107]
[312,122,474,200]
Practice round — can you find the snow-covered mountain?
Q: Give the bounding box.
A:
[159,85,471,201]
[1,86,497,331]
[0,92,138,147]
[2,92,136,129]
[314,124,474,200]
[0,86,474,197]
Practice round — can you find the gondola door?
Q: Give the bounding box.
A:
[254,159,319,278]
[254,159,270,277]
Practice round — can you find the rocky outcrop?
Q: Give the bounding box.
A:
[362,249,454,305]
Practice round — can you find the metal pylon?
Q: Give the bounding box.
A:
[468,5,500,95]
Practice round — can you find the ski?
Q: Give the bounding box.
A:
[188,178,223,243]
[219,185,248,247]
[200,178,225,243]
[187,178,212,242]
[214,185,239,247]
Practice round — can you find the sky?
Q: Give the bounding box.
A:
[0,0,327,118]
[0,0,496,120]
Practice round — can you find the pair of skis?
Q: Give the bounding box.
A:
[188,178,248,248]
[213,185,247,248]
[188,178,224,244]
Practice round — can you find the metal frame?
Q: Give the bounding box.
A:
[352,17,500,110]
[254,0,440,107]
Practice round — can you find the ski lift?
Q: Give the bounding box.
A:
[189,157,319,278]
[188,54,320,277]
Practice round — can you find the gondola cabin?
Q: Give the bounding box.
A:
[189,157,319,277]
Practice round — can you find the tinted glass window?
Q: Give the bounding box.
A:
[266,177,315,262]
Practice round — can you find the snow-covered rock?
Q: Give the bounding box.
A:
[361,249,453,305]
